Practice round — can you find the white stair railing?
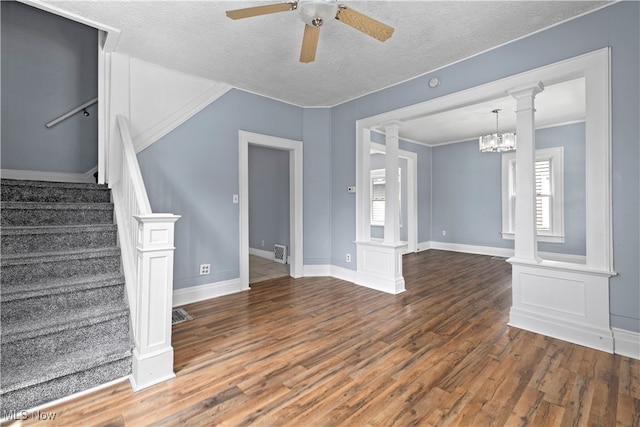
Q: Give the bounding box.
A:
[110,115,180,391]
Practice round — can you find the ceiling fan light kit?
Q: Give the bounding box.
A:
[225,0,394,63]
[299,0,338,27]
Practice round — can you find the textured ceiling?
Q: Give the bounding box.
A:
[39,0,611,107]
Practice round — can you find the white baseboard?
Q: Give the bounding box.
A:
[428,241,513,258]
[1,166,98,183]
[416,241,432,252]
[302,264,356,283]
[426,241,586,263]
[249,247,274,260]
[172,278,243,307]
[330,265,357,283]
[509,307,614,353]
[303,264,332,277]
[613,328,640,359]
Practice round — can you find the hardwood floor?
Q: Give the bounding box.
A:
[5,250,639,426]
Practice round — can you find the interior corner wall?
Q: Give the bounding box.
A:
[1,1,98,174]
[137,89,303,290]
[303,108,333,266]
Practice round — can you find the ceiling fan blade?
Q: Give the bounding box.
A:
[300,24,320,63]
[226,2,297,20]
[335,6,394,42]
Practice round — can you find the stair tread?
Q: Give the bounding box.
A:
[1,201,113,209]
[1,272,125,302]
[1,224,116,235]
[1,178,108,190]
[1,246,120,264]
[1,339,132,392]
[1,303,129,343]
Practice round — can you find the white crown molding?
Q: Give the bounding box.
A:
[1,167,97,183]
[172,278,243,307]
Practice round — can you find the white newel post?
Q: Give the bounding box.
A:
[508,82,544,264]
[131,213,180,391]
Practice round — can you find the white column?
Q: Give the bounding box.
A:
[508,82,544,263]
[384,121,401,244]
[131,213,180,391]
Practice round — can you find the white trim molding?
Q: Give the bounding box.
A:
[172,278,244,307]
[1,167,98,183]
[303,264,357,284]
[427,241,586,264]
[239,131,303,290]
[613,328,640,360]
[249,247,275,260]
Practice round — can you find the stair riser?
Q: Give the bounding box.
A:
[1,229,117,255]
[1,255,121,286]
[1,207,113,227]
[1,356,131,413]
[1,186,110,203]
[2,316,130,368]
[1,285,126,323]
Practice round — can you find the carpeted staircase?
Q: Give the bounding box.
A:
[1,178,133,413]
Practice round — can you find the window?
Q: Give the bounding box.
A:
[501,147,564,243]
[370,168,401,226]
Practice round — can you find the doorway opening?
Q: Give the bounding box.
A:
[239,131,303,290]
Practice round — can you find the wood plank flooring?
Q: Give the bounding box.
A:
[4,250,639,426]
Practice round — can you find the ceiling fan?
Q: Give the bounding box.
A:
[225,0,394,63]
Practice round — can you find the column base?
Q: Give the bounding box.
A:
[355,241,406,294]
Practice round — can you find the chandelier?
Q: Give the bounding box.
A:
[479,109,516,152]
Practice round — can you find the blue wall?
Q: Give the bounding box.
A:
[248,145,290,253]
[1,1,98,174]
[138,89,303,289]
[431,123,586,256]
[302,108,332,266]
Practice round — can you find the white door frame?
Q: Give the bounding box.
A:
[370,142,418,253]
[239,131,303,290]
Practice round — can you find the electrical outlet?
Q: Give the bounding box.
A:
[346,253,352,262]
[199,264,211,275]
[442,230,447,236]
[261,240,265,247]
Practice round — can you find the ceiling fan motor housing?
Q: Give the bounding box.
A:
[299,0,339,27]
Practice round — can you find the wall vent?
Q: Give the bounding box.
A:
[274,244,287,264]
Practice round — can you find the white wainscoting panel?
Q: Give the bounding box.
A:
[509,262,613,353]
